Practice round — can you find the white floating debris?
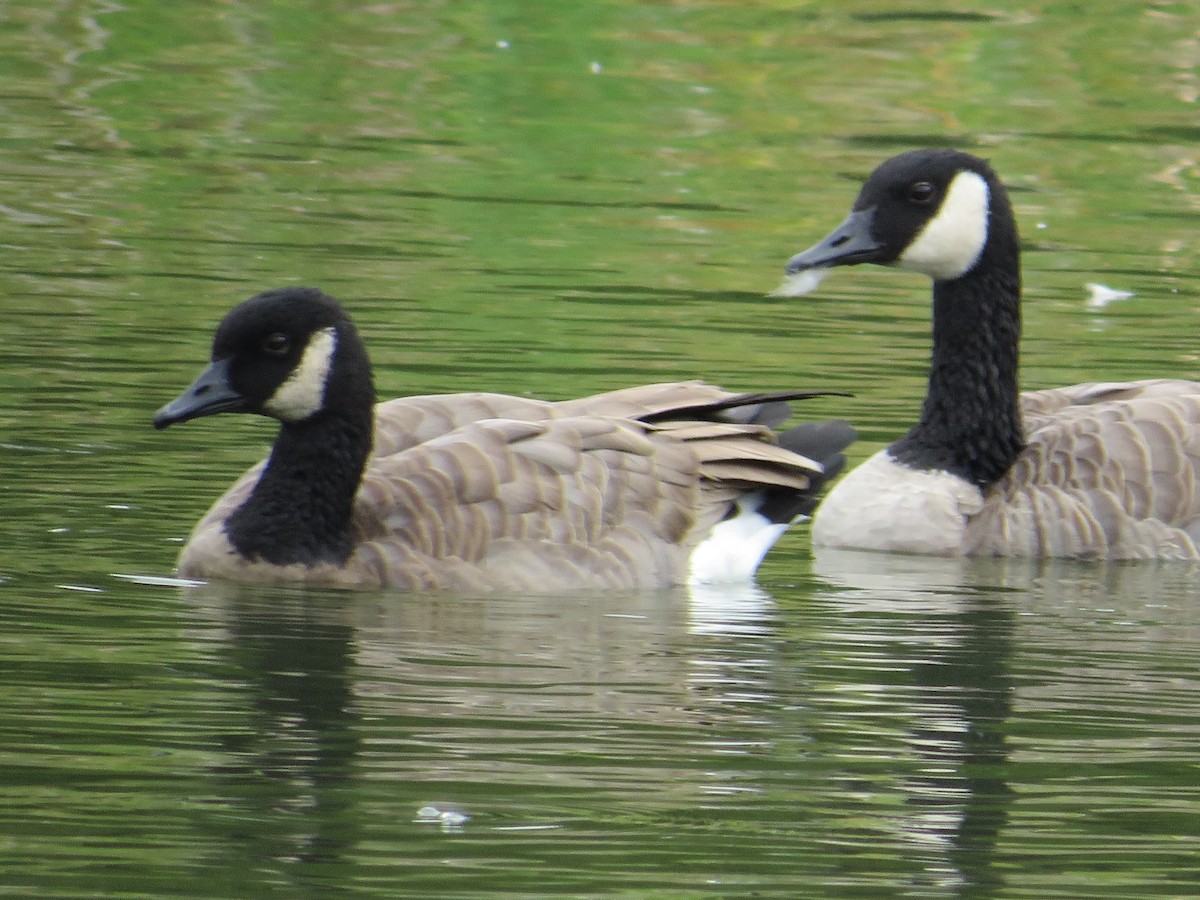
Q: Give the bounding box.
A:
[1085,282,1135,311]
[111,573,207,588]
[496,39,510,49]
[589,61,602,74]
[416,805,470,830]
[769,267,828,298]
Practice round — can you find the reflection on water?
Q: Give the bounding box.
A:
[811,549,1200,897]
[2,547,1199,895]
[169,581,812,892]
[85,558,1189,897]
[686,580,776,636]
[813,550,1019,894]
[183,580,781,776]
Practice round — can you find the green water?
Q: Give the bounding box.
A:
[1,1,1198,896]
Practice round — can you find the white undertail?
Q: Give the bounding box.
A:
[687,493,792,584]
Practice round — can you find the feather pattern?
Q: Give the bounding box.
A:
[964,380,1200,558]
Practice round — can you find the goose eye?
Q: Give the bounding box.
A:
[908,181,936,204]
[261,332,291,356]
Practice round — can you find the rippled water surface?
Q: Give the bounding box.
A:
[1,1,1198,896]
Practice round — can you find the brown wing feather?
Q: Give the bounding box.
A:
[369,393,561,456]
[967,379,1200,558]
[352,415,705,590]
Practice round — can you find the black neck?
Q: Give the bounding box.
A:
[889,258,1024,488]
[225,410,373,566]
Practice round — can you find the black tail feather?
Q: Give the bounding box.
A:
[759,419,857,522]
[640,389,851,427]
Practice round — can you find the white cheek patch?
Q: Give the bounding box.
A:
[263,327,337,422]
[897,170,990,280]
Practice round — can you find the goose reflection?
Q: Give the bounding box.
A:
[186,587,363,869]
[178,578,786,878]
[811,549,1023,896]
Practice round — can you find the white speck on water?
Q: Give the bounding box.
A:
[416,805,470,830]
[769,267,828,297]
[1085,282,1135,310]
[496,39,510,49]
[589,61,602,74]
[111,573,206,588]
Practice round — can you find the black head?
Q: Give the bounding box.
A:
[785,149,1014,284]
[154,287,374,430]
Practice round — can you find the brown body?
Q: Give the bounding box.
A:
[966,379,1200,558]
[177,382,831,590]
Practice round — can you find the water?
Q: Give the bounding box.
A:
[1,1,1198,896]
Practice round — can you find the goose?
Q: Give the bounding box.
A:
[153,286,855,590]
[781,148,1200,559]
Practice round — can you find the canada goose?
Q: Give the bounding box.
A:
[154,287,855,590]
[782,148,1200,559]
